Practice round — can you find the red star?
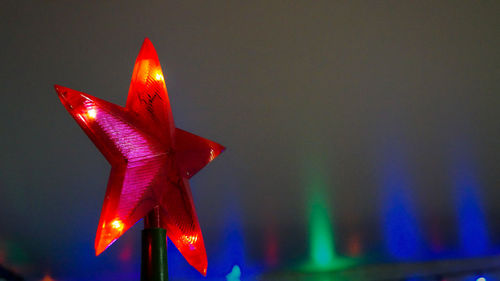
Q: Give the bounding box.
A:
[55,38,224,276]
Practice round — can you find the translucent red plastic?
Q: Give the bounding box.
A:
[55,38,224,276]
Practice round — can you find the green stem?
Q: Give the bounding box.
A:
[141,207,168,281]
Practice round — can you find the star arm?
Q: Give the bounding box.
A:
[95,158,166,255]
[55,85,168,254]
[175,128,225,179]
[55,85,166,165]
[158,177,208,276]
[126,38,175,146]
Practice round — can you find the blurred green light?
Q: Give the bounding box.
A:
[309,188,335,266]
[302,157,358,271]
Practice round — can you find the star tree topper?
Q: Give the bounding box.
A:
[55,38,224,275]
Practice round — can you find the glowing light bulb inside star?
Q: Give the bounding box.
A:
[155,72,164,81]
[87,108,97,119]
[55,38,225,276]
[111,220,124,232]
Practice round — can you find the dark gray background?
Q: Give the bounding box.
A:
[0,1,498,280]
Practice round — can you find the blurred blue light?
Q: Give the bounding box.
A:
[452,151,489,256]
[476,277,486,281]
[379,141,423,260]
[216,201,245,275]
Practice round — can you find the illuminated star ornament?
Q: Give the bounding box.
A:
[55,38,224,275]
